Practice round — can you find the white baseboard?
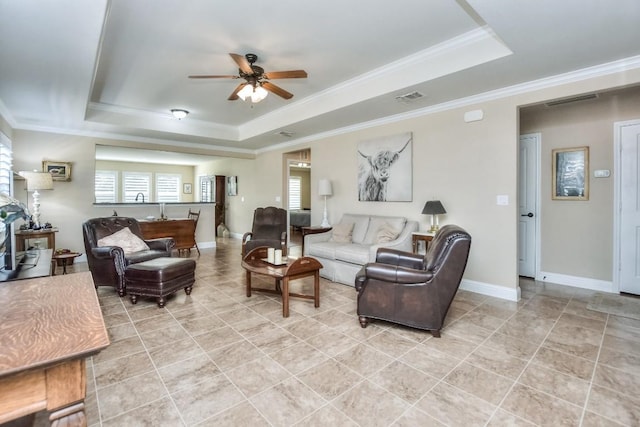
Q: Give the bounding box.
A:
[537,271,615,293]
[459,279,521,302]
[198,240,216,249]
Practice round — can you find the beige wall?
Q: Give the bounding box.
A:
[520,86,640,281]
[10,131,216,253]
[5,67,640,298]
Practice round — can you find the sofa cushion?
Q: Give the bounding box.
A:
[98,227,149,255]
[341,214,370,244]
[330,221,355,243]
[335,244,370,265]
[307,241,344,259]
[363,216,407,244]
[376,222,401,243]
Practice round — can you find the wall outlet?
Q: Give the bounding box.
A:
[496,195,509,205]
[275,196,281,202]
[594,169,610,178]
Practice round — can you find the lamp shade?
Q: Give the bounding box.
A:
[422,200,446,215]
[318,179,333,196]
[22,172,53,191]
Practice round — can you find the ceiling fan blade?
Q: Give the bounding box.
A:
[188,74,238,79]
[228,83,245,101]
[264,70,307,79]
[262,81,293,99]
[230,53,254,75]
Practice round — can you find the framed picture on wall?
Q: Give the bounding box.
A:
[357,132,412,201]
[183,183,192,194]
[227,176,237,196]
[552,146,589,200]
[42,161,71,181]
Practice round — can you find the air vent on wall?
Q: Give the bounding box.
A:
[395,91,425,103]
[276,131,295,137]
[545,93,598,107]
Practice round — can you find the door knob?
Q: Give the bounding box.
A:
[521,212,534,217]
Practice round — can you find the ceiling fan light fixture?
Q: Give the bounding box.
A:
[237,84,253,101]
[170,109,189,119]
[237,83,269,103]
[251,85,268,103]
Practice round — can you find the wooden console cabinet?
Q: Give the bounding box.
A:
[139,218,196,252]
[0,272,109,425]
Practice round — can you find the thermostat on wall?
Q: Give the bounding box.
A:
[594,169,610,178]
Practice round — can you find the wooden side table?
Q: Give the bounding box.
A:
[301,226,332,254]
[412,231,435,254]
[52,252,82,275]
[14,228,58,252]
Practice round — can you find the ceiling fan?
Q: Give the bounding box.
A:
[188,53,307,102]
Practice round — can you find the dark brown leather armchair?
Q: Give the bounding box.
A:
[83,217,175,296]
[354,225,471,337]
[242,206,288,257]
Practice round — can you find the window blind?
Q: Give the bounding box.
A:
[123,172,151,203]
[289,176,301,210]
[95,170,118,203]
[156,173,180,202]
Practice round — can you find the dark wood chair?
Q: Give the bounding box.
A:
[354,225,471,337]
[242,207,288,257]
[181,209,200,256]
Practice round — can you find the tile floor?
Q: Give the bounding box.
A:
[38,237,640,426]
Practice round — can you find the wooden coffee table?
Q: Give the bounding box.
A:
[242,246,323,317]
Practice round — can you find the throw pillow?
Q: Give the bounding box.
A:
[330,222,355,243]
[376,222,400,243]
[98,227,150,255]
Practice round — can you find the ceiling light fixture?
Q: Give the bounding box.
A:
[170,109,189,119]
[237,84,268,103]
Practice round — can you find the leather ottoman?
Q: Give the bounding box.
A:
[124,257,196,307]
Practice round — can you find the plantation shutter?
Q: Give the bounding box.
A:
[123,172,151,203]
[95,170,117,203]
[289,176,301,210]
[156,173,180,202]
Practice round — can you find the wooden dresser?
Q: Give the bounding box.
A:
[139,218,196,252]
[0,271,110,425]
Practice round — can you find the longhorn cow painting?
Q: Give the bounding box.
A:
[357,132,412,202]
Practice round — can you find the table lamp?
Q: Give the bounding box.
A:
[422,200,446,233]
[21,171,53,228]
[318,179,333,227]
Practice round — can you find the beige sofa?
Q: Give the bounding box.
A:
[303,214,418,286]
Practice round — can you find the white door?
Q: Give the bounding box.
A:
[518,134,539,278]
[618,121,640,294]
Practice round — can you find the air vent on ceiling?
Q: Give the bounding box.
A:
[395,91,425,103]
[545,93,598,107]
[277,131,295,138]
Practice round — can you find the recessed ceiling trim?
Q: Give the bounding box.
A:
[544,93,598,107]
[256,54,640,155]
[239,27,512,141]
[86,101,239,140]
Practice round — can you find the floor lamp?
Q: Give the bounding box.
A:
[22,172,53,229]
[318,179,333,227]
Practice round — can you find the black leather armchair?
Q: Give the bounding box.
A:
[242,206,288,257]
[82,217,175,296]
[354,225,471,337]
